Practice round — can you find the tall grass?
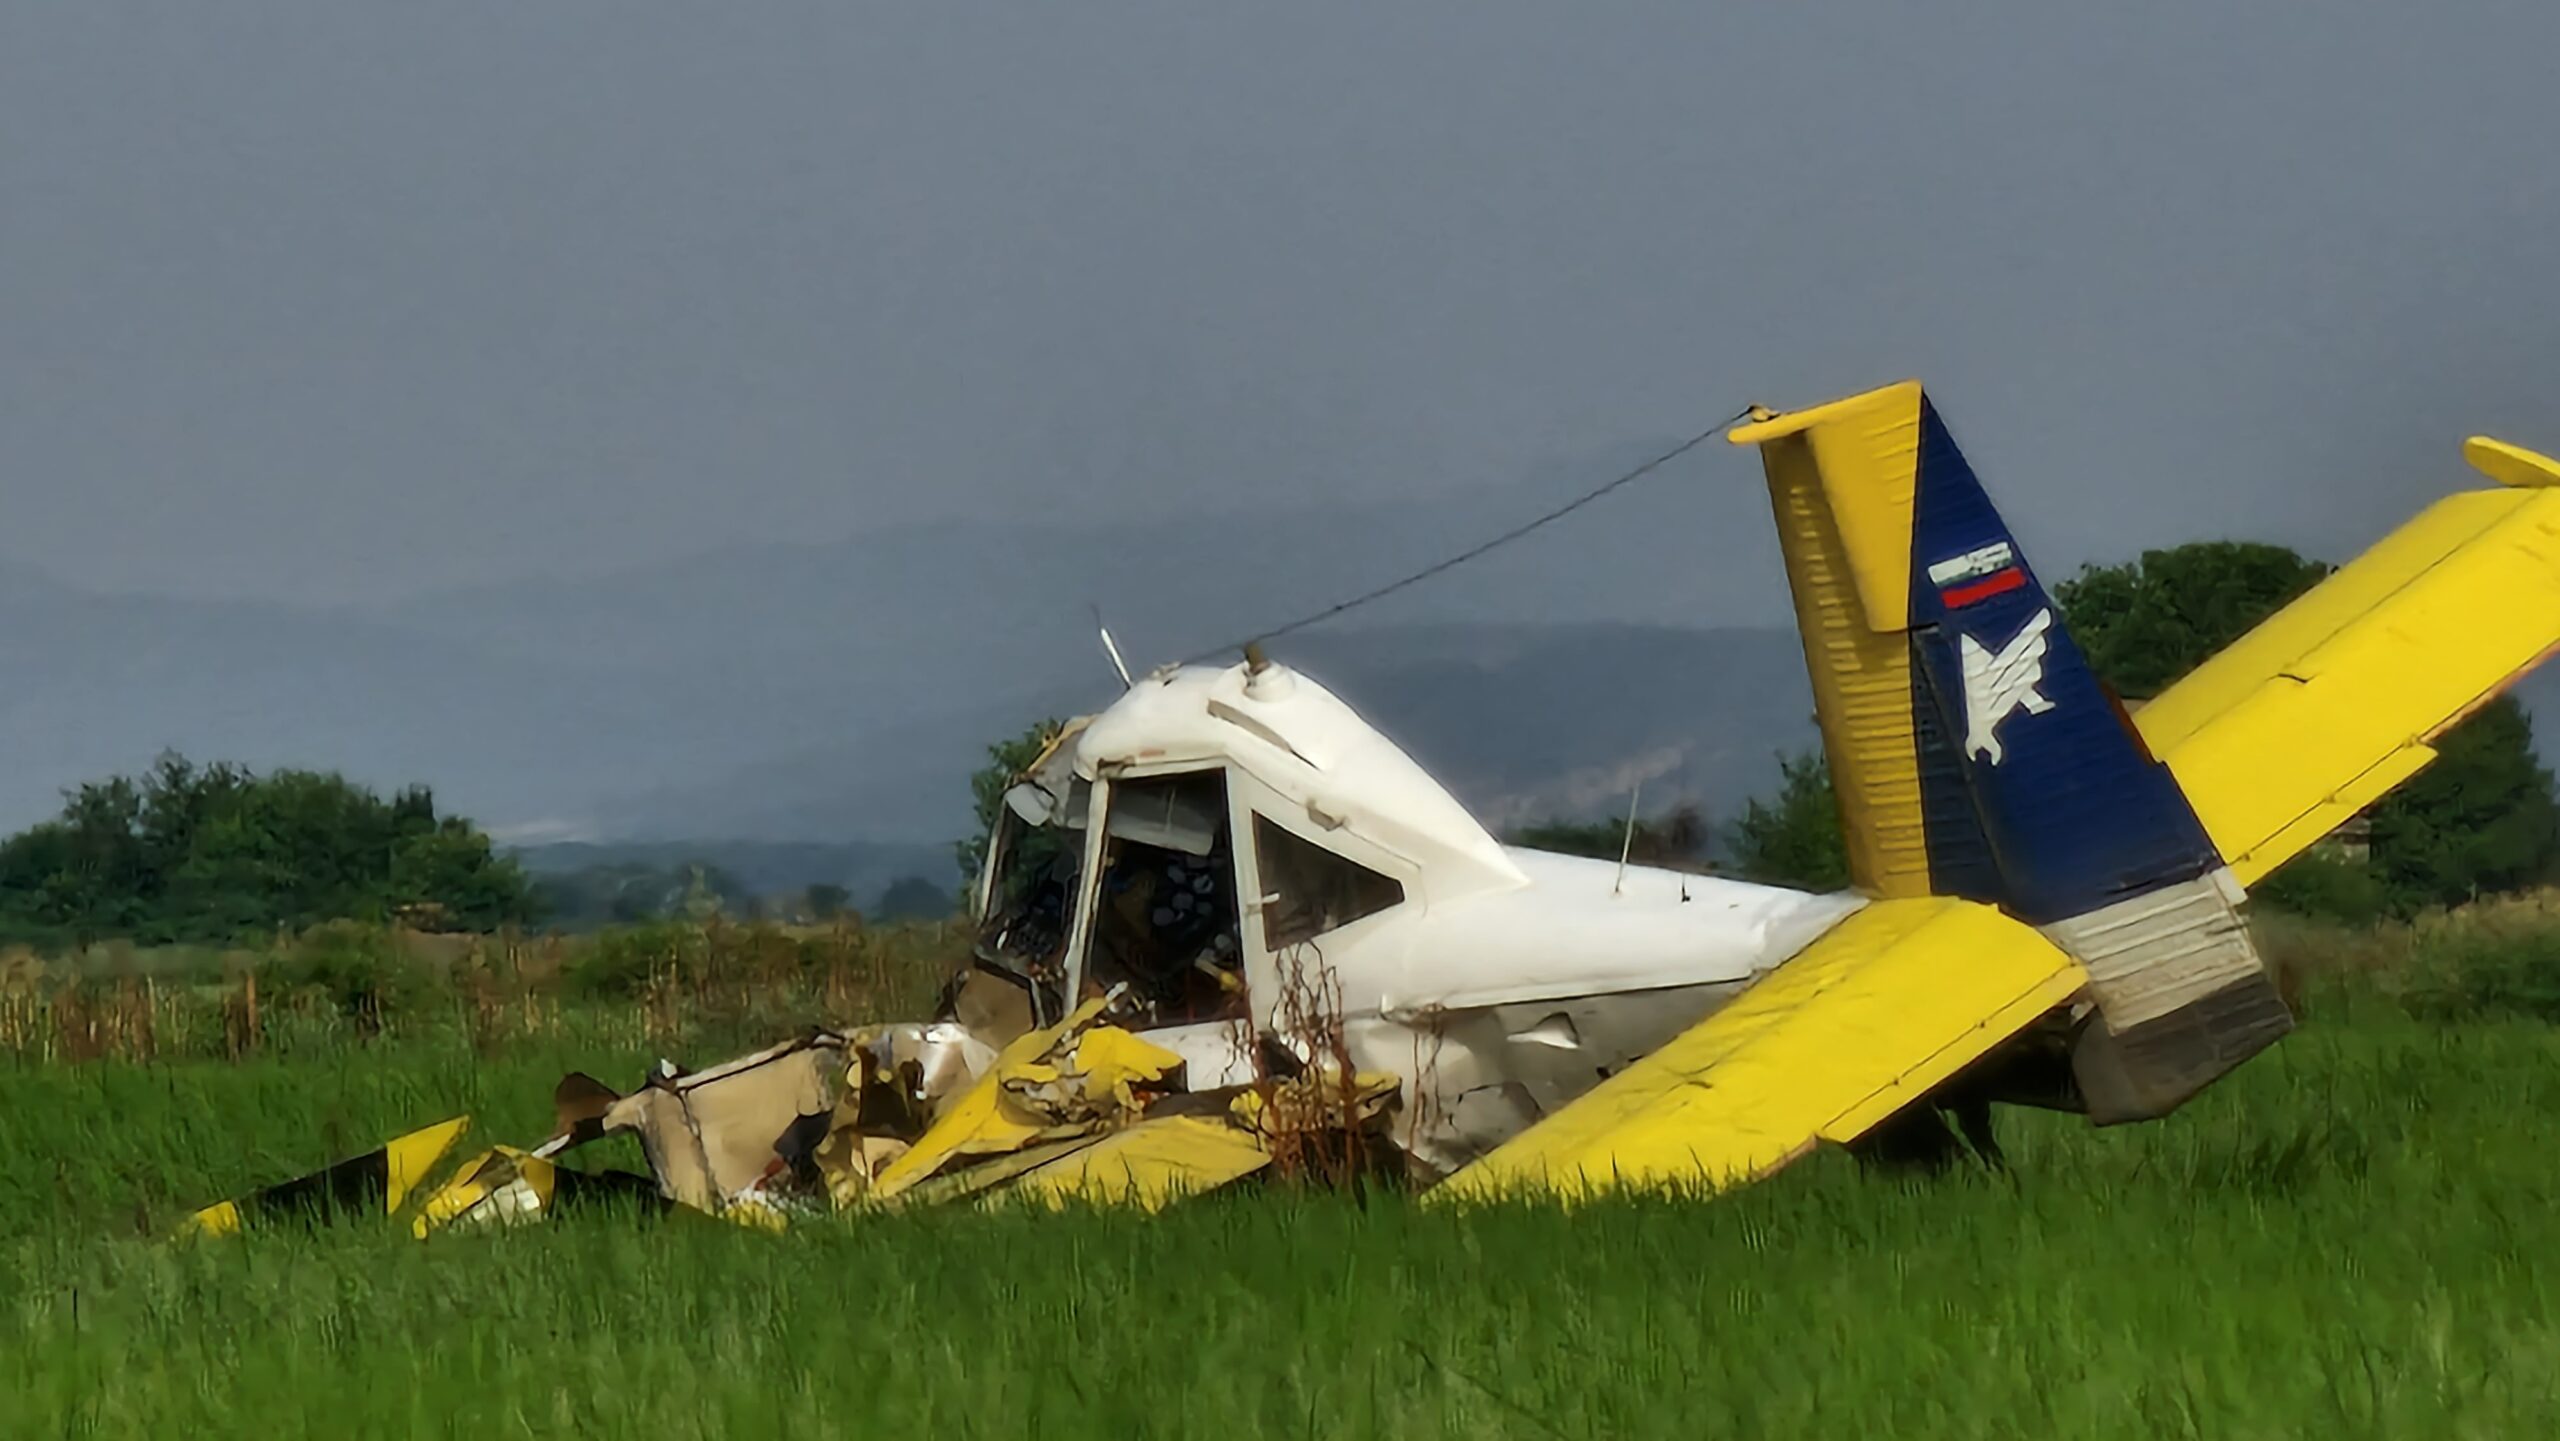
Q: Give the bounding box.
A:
[0,916,957,1065]
[5,1018,2558,1437]
[8,905,2560,1436]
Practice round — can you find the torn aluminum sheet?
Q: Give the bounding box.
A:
[601,1030,851,1214]
[411,1145,675,1237]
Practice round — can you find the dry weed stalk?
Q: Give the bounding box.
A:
[1252,944,1370,1186]
[221,969,262,1059]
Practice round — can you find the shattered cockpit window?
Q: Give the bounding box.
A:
[974,773,1088,1015]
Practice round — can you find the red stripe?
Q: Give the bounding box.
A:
[1942,567,2026,607]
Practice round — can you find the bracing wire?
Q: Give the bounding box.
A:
[1176,405,1759,668]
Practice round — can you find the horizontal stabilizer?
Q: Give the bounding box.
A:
[1431,897,2087,1202]
[2135,447,2560,884]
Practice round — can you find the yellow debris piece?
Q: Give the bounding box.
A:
[1008,1116,1272,1212]
[1433,897,2088,1203]
[413,1147,555,1238]
[892,1135,1113,1209]
[2133,457,2560,885]
[719,1196,793,1233]
[1068,1026,1186,1110]
[384,1115,473,1214]
[868,997,1179,1202]
[180,1199,244,1239]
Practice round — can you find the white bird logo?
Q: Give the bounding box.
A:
[1960,607,2055,764]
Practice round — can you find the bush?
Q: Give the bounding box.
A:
[0,754,535,945]
[2252,855,2397,926]
[2402,925,2560,1023]
[262,921,439,1033]
[564,922,706,1000]
[1725,750,1848,892]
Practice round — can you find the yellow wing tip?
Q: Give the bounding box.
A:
[1727,378,1924,445]
[2463,436,2560,489]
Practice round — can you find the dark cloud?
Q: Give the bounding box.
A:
[4,3,2554,616]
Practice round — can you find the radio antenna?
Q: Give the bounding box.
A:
[1092,605,1134,690]
[1613,780,1643,897]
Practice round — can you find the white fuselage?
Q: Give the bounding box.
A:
[977,659,1863,1174]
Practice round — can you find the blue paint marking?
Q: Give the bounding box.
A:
[1902,398,2224,924]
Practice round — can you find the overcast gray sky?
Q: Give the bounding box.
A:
[5,3,2556,617]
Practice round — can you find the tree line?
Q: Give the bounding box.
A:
[1531,541,2560,921]
[0,755,535,947]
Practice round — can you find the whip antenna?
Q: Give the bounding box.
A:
[1613,780,1643,897]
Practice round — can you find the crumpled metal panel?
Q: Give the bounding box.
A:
[867,997,1183,1201]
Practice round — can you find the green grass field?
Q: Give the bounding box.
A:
[7,990,2559,1439]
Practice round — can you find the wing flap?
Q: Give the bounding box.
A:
[1432,897,2087,1203]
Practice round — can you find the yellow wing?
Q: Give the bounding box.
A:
[2136,438,2560,884]
[1433,897,2087,1203]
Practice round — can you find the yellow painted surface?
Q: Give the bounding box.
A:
[870,997,1115,1200]
[412,1147,556,1238]
[892,1136,1111,1209]
[181,1199,243,1238]
[2134,478,2560,883]
[1009,1116,1272,1211]
[383,1116,472,1214]
[1730,381,1924,629]
[1733,384,1930,897]
[1432,897,2088,1203]
[2463,436,2560,490]
[1066,1026,1186,1109]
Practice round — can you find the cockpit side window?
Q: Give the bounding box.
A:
[1252,815,1404,951]
[1083,770,1247,1030]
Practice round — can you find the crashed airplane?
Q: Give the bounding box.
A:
[189,378,2560,1235]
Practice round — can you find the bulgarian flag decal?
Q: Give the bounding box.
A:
[1927,541,2024,608]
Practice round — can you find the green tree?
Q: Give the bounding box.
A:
[2058,543,2560,918]
[389,821,531,931]
[0,753,535,945]
[875,875,956,922]
[2358,698,2559,910]
[2054,542,2329,698]
[955,718,1066,883]
[1725,750,1850,891]
[805,883,853,921]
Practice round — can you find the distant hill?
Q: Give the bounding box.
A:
[0,551,1828,854]
[585,621,1823,848]
[9,488,2560,870]
[509,838,954,912]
